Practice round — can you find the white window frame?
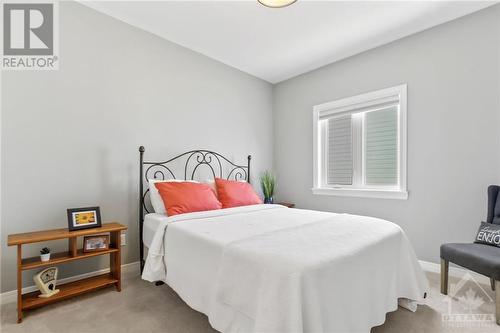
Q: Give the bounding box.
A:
[312,84,408,200]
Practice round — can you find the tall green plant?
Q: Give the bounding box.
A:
[260,171,276,200]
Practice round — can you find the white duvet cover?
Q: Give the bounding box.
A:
[142,204,428,333]
[143,213,168,248]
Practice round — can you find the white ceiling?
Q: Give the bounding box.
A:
[81,1,496,83]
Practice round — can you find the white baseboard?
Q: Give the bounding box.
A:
[419,260,490,286]
[1,260,491,305]
[0,261,140,305]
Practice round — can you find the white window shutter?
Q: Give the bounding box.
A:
[364,107,398,185]
[327,115,353,185]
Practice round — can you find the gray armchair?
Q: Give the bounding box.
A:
[440,185,500,325]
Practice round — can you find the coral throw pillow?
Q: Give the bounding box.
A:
[155,181,222,216]
[215,178,262,208]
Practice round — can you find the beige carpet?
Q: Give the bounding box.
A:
[1,270,498,333]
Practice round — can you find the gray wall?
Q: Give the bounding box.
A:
[1,2,273,292]
[273,5,500,264]
[2,2,499,294]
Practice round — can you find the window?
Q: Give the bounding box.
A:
[313,85,407,199]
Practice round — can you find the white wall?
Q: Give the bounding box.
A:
[273,5,500,264]
[0,2,273,292]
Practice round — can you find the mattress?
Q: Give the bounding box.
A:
[143,213,168,248]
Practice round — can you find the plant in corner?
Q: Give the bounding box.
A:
[260,171,276,204]
[40,247,51,262]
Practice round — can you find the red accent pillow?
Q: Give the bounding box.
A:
[215,178,262,208]
[155,182,222,216]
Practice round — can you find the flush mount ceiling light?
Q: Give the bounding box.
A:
[258,0,297,8]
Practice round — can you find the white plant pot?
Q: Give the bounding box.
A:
[40,253,51,262]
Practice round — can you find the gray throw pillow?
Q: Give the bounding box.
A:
[474,222,500,247]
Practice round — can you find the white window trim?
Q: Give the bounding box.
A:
[312,84,408,200]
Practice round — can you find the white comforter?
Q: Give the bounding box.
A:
[142,204,428,333]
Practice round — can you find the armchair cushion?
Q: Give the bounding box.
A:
[487,185,500,225]
[441,243,500,280]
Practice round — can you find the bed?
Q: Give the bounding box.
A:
[138,146,428,333]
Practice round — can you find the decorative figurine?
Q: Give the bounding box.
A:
[33,267,60,298]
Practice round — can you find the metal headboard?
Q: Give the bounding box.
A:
[138,146,251,272]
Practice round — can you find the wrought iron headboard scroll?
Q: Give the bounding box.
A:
[138,146,251,272]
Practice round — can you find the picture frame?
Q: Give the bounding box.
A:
[67,207,102,231]
[83,235,110,253]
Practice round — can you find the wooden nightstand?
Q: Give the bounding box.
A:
[7,222,127,323]
[277,202,295,208]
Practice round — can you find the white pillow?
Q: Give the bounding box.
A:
[148,179,198,214]
[205,179,217,195]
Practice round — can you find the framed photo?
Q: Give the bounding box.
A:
[67,207,102,231]
[83,235,109,253]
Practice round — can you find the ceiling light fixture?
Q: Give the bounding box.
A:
[258,0,297,8]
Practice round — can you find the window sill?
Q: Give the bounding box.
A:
[311,187,408,200]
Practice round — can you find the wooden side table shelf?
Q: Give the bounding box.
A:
[7,222,127,323]
[277,202,295,208]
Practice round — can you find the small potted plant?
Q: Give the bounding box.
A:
[260,171,276,204]
[40,247,51,262]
